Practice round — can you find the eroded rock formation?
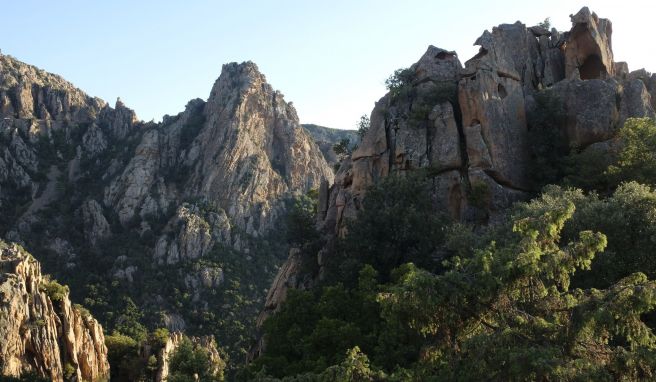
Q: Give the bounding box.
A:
[0,241,109,382]
[103,61,333,246]
[153,332,223,382]
[564,7,614,80]
[257,6,656,347]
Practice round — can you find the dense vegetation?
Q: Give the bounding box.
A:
[245,118,656,381]
[168,337,224,382]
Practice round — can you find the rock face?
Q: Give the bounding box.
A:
[302,124,359,166]
[0,52,140,234]
[79,200,111,246]
[0,241,109,382]
[0,54,105,123]
[318,6,655,238]
[103,62,333,241]
[564,7,614,80]
[258,6,656,347]
[188,62,333,235]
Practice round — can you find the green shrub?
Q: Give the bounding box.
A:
[74,303,92,319]
[250,266,386,379]
[113,297,147,342]
[356,115,370,139]
[332,138,352,157]
[562,143,615,192]
[286,193,319,246]
[537,17,551,29]
[150,327,170,349]
[607,118,656,186]
[63,363,76,380]
[467,180,490,209]
[385,68,415,99]
[253,175,656,380]
[0,372,50,382]
[105,332,141,382]
[336,173,448,281]
[40,278,69,302]
[563,118,656,194]
[168,337,223,382]
[179,112,206,150]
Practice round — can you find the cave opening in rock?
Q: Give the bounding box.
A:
[579,54,607,80]
[498,84,508,99]
[436,51,455,60]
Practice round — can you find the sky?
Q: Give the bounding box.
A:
[1,1,654,130]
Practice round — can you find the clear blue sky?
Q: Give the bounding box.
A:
[1,1,653,129]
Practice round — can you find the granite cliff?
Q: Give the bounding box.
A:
[257,6,656,346]
[0,240,109,381]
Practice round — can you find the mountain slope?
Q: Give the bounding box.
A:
[301,124,359,166]
[0,52,333,373]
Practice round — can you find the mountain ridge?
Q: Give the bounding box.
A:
[0,51,333,379]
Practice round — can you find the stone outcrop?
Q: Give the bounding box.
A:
[564,7,614,80]
[331,46,466,228]
[79,200,111,246]
[0,241,109,381]
[0,54,105,124]
[154,332,223,382]
[258,7,656,354]
[0,53,140,231]
[545,78,654,148]
[186,62,333,235]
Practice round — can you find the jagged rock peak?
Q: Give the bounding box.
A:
[207,60,301,123]
[565,6,614,80]
[210,61,271,101]
[0,241,110,382]
[219,60,265,82]
[188,58,333,235]
[103,56,333,243]
[412,45,462,83]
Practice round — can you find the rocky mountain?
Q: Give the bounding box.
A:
[2,4,656,380]
[0,240,109,382]
[301,124,359,166]
[0,49,333,378]
[257,6,656,346]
